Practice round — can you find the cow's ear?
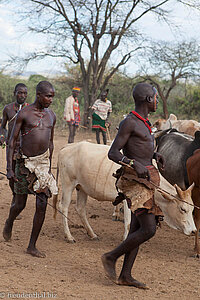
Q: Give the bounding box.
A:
[187,182,195,193]
[169,114,177,121]
[174,184,183,198]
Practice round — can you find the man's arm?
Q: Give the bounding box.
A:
[0,107,8,145]
[7,112,23,180]
[108,118,151,179]
[105,111,110,123]
[108,119,131,164]
[49,112,56,172]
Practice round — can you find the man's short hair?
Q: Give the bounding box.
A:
[14,83,27,93]
[36,81,54,93]
[133,83,155,102]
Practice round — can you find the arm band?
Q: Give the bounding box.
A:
[121,156,127,162]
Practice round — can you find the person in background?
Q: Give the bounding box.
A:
[92,89,112,145]
[64,87,81,143]
[0,83,28,217]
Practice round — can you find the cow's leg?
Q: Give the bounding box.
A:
[192,187,200,257]
[194,208,200,258]
[60,184,76,243]
[76,188,98,240]
[112,205,121,221]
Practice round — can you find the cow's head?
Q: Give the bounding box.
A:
[156,183,196,235]
[153,115,177,131]
[153,119,166,131]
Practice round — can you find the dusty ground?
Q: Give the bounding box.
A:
[0,129,200,300]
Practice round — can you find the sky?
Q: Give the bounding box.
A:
[0,1,199,77]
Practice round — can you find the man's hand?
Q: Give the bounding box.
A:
[7,169,17,182]
[133,161,150,181]
[154,152,165,170]
[105,122,110,128]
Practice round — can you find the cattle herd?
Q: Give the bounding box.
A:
[53,114,200,258]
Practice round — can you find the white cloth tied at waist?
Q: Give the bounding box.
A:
[22,149,58,195]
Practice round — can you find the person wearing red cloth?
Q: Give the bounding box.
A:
[101,82,165,289]
[63,87,81,143]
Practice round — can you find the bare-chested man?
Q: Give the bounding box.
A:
[0,83,28,202]
[101,82,165,289]
[3,81,58,258]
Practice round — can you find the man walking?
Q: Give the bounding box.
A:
[3,81,58,258]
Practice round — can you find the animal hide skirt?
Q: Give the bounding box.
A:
[114,165,163,216]
[14,149,58,197]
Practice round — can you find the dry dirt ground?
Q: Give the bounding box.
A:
[0,129,200,300]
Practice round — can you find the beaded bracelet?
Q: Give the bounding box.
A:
[129,159,135,167]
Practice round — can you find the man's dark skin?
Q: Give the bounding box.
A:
[101,83,165,288]
[3,81,56,258]
[0,84,28,197]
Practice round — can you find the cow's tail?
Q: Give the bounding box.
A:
[53,163,59,220]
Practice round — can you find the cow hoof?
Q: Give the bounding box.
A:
[112,216,121,221]
[65,237,76,243]
[189,253,200,258]
[91,235,99,241]
[68,239,76,244]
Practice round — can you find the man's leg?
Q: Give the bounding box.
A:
[102,210,157,287]
[74,125,78,138]
[3,194,28,241]
[72,124,76,142]
[9,160,16,205]
[102,130,107,145]
[9,161,22,220]
[68,123,74,143]
[27,192,47,258]
[96,129,100,144]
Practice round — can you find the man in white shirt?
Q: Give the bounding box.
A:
[92,89,112,145]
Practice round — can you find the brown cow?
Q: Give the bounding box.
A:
[186,149,200,257]
[153,114,200,136]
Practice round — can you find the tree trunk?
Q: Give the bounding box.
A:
[162,97,169,119]
[82,85,90,127]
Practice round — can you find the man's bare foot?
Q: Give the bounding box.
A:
[26,247,46,258]
[101,253,116,282]
[3,220,12,241]
[117,276,148,289]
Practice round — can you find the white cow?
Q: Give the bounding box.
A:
[153,113,200,136]
[53,141,196,243]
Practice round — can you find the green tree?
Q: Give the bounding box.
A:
[3,0,187,125]
[138,40,200,118]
